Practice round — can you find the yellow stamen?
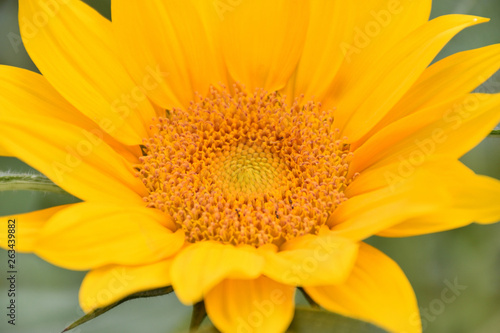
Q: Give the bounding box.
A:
[138,87,354,247]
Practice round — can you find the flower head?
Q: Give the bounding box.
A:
[1,1,500,332]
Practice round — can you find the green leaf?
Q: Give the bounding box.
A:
[190,301,208,332]
[287,308,387,333]
[62,286,174,332]
[196,307,388,333]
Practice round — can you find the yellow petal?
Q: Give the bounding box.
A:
[79,260,173,312]
[217,0,309,92]
[0,144,12,156]
[331,14,488,143]
[350,93,500,176]
[346,158,413,197]
[0,65,142,164]
[286,2,355,101]
[112,0,227,109]
[361,44,500,141]
[260,227,358,286]
[0,205,70,252]
[305,243,421,333]
[19,0,156,145]
[0,114,146,204]
[339,0,432,66]
[378,161,500,236]
[329,170,439,241]
[170,242,264,304]
[0,66,93,126]
[340,154,500,239]
[205,276,295,333]
[292,0,431,102]
[35,203,184,270]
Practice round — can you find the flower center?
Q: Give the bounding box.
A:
[214,143,287,199]
[137,87,354,247]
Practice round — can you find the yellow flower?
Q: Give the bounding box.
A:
[1,0,500,332]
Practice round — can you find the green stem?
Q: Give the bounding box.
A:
[0,172,65,193]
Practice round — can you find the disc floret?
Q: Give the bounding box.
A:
[138,87,353,247]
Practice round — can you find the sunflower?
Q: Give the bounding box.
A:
[2,0,500,332]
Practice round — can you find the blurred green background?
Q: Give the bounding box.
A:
[1,0,499,332]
